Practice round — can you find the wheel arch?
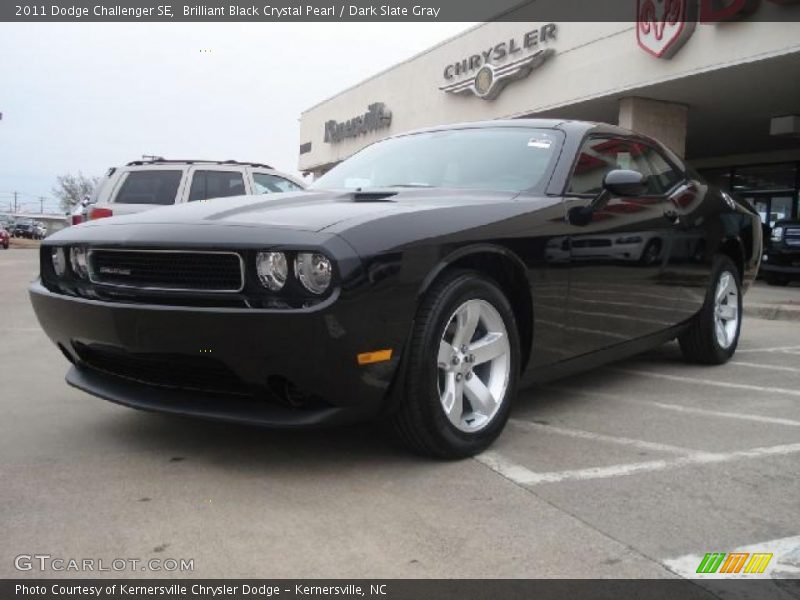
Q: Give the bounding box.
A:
[717,236,745,281]
[417,244,534,371]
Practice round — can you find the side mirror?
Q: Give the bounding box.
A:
[603,169,648,197]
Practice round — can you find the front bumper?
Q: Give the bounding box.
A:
[30,281,406,427]
[760,263,800,277]
[761,252,800,277]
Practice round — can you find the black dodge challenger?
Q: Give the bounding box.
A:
[30,120,762,458]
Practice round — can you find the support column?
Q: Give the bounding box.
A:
[618,97,688,158]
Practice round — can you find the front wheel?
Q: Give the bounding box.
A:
[678,255,742,364]
[391,271,520,459]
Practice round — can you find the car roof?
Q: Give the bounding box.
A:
[124,158,275,169]
[396,119,636,139]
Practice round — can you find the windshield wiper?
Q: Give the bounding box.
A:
[382,183,433,188]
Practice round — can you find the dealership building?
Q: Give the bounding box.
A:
[298,7,800,228]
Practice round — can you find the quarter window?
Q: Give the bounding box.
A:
[253,173,303,194]
[569,138,680,196]
[114,170,183,205]
[188,170,246,202]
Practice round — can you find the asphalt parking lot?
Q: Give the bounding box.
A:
[1,249,799,584]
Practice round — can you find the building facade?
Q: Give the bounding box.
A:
[298,6,800,228]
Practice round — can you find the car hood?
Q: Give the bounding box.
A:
[71,188,520,233]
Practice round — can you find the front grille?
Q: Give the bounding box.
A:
[88,249,244,292]
[73,343,253,397]
[573,239,612,248]
[785,227,800,247]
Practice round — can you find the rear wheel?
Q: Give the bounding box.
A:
[678,255,742,364]
[391,271,520,458]
[640,239,662,265]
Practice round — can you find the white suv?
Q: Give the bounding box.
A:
[84,159,306,221]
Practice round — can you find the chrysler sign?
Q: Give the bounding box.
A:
[440,24,557,100]
[324,103,392,144]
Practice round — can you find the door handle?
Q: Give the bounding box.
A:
[663,209,680,225]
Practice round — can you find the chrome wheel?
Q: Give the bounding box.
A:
[713,270,739,349]
[437,299,511,433]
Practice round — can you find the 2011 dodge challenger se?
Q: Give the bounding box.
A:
[30,120,762,458]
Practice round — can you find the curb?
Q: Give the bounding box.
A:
[744,303,800,322]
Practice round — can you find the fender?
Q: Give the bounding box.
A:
[417,243,532,299]
[415,242,535,372]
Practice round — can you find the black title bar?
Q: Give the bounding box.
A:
[4,0,800,22]
[3,579,794,600]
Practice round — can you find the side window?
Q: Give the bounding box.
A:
[113,170,183,205]
[646,149,683,192]
[569,138,664,196]
[253,173,302,194]
[188,170,246,202]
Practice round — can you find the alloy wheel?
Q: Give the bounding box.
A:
[437,299,511,433]
[713,270,739,349]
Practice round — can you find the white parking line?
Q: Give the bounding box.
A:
[613,368,800,398]
[735,345,800,354]
[477,442,800,486]
[663,535,800,581]
[729,361,800,374]
[535,294,676,312]
[641,401,800,428]
[536,318,628,340]
[558,308,672,326]
[508,419,695,455]
[543,385,800,428]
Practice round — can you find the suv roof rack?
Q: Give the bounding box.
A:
[125,158,274,169]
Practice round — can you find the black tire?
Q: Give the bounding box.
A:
[678,255,742,365]
[640,238,662,265]
[391,270,520,459]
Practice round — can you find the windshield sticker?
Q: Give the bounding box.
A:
[528,136,553,149]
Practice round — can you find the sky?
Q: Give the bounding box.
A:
[0,22,473,214]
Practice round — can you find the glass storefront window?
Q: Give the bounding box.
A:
[696,162,798,226]
[771,196,794,224]
[732,163,796,193]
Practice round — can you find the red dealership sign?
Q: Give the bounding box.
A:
[638,0,800,59]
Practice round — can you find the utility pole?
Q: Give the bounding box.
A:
[13,191,18,214]
[39,196,44,213]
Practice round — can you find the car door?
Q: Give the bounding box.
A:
[183,167,250,203]
[646,149,709,324]
[563,136,683,356]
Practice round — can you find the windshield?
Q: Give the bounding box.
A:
[311,127,563,193]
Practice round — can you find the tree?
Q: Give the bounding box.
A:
[52,172,100,213]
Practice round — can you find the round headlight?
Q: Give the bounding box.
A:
[255,251,288,291]
[70,246,89,279]
[295,252,332,295]
[51,247,67,277]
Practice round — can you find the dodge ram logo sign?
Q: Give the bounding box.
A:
[636,0,697,59]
